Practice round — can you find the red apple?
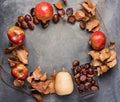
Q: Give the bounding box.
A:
[89,31,106,50]
[11,64,28,80]
[35,2,54,23]
[7,26,25,44]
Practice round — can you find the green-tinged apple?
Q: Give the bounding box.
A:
[89,31,106,51]
[7,26,25,44]
[11,64,28,80]
[35,2,54,23]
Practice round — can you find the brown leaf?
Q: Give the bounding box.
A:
[32,94,44,102]
[81,2,96,16]
[47,80,56,94]
[74,10,85,21]
[88,50,100,60]
[85,0,93,8]
[91,24,100,32]
[54,2,63,9]
[86,17,100,32]
[32,67,42,80]
[13,46,28,64]
[100,65,109,73]
[8,56,21,67]
[97,67,103,76]
[27,66,42,83]
[109,42,115,49]
[47,70,56,93]
[99,48,111,62]
[40,72,47,81]
[107,59,117,68]
[13,79,24,87]
[31,81,48,94]
[4,44,21,54]
[107,50,117,62]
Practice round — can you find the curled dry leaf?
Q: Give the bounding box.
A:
[99,48,110,61]
[107,59,117,68]
[13,46,28,64]
[109,42,115,49]
[29,69,56,95]
[107,50,117,62]
[89,46,117,76]
[92,24,100,33]
[13,79,24,87]
[74,10,85,21]
[86,17,100,32]
[88,50,100,60]
[8,56,21,67]
[85,0,93,8]
[32,94,44,102]
[40,72,47,81]
[81,2,96,16]
[82,9,92,18]
[47,70,57,94]
[54,2,63,9]
[91,60,102,67]
[81,16,90,22]
[97,67,103,76]
[27,66,47,83]
[32,81,48,94]
[4,44,21,54]
[100,65,109,73]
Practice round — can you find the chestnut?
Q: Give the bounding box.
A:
[52,14,60,24]
[80,75,87,82]
[30,8,35,17]
[15,22,21,27]
[33,16,39,24]
[73,60,80,67]
[88,68,94,74]
[90,85,99,91]
[57,9,65,18]
[66,8,73,16]
[67,15,76,24]
[21,21,28,29]
[18,16,24,23]
[24,14,32,22]
[27,21,34,30]
[80,21,86,30]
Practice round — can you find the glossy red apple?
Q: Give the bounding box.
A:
[89,31,106,50]
[11,64,28,80]
[35,2,54,23]
[7,26,25,44]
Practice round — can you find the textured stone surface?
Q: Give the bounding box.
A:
[0,0,120,102]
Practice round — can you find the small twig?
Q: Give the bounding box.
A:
[96,8,111,46]
[0,56,10,74]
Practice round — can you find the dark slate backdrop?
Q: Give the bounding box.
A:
[0,0,120,102]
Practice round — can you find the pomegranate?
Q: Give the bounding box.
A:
[89,31,106,50]
[35,2,54,23]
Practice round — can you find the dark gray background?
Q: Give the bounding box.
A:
[0,0,120,102]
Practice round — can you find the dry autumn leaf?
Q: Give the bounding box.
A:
[32,94,44,102]
[54,2,63,9]
[13,46,29,64]
[13,79,24,87]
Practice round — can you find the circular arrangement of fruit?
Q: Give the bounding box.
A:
[0,0,117,102]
